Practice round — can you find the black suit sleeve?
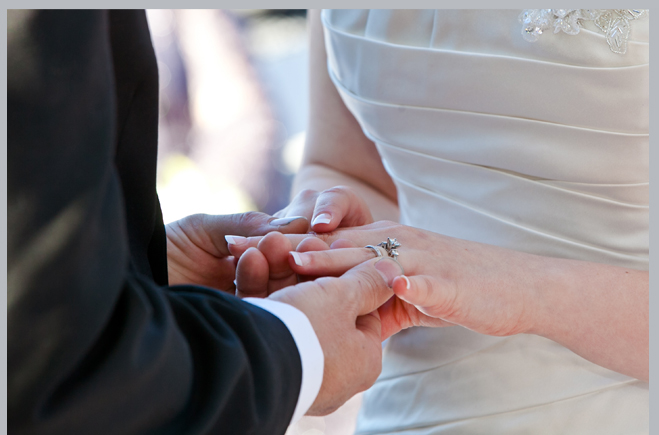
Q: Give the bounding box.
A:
[8,10,302,435]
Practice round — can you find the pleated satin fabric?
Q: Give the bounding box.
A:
[322,9,649,434]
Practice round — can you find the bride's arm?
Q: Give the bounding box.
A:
[529,257,648,382]
[237,225,648,382]
[295,9,398,222]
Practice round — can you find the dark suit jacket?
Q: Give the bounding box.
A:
[8,10,302,435]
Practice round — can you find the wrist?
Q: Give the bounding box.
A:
[243,297,325,423]
[525,254,574,340]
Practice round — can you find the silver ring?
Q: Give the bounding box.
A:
[377,237,401,259]
[365,245,384,258]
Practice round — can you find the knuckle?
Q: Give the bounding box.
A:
[323,185,351,196]
[182,213,205,229]
[410,227,428,244]
[355,274,381,306]
[367,272,384,293]
[408,226,424,238]
[434,280,459,318]
[297,189,319,201]
[420,276,434,297]
[310,231,335,245]
[259,230,284,245]
[315,277,335,293]
[236,211,266,227]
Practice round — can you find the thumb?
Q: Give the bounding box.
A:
[341,258,403,316]
[201,212,309,255]
[392,274,455,319]
[264,215,310,235]
[230,212,310,236]
[311,186,373,232]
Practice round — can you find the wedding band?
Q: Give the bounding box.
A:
[366,239,404,274]
[365,245,384,258]
[377,237,401,260]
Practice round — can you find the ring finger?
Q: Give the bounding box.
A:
[289,246,415,277]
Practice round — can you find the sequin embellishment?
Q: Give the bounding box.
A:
[519,9,648,54]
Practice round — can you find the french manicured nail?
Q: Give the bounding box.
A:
[225,235,247,246]
[374,258,404,287]
[270,216,305,226]
[312,213,332,226]
[401,275,411,290]
[290,251,309,267]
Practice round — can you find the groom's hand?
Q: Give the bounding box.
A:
[166,212,308,291]
[275,186,374,233]
[268,258,399,415]
[232,232,332,298]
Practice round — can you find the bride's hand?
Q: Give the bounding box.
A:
[274,186,374,232]
[296,222,540,338]
[230,230,449,340]
[228,221,541,339]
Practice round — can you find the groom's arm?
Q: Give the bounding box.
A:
[8,10,319,435]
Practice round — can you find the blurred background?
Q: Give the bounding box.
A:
[146,9,362,435]
[147,9,309,223]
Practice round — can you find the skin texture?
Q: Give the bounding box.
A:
[235,233,332,298]
[265,259,399,415]
[166,212,400,416]
[232,232,448,338]
[275,186,375,232]
[229,221,648,383]
[165,212,309,290]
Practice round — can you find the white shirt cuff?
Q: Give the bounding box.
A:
[244,298,324,425]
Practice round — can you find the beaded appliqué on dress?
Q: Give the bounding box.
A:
[519,9,648,54]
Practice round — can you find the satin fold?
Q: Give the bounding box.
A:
[322,9,649,434]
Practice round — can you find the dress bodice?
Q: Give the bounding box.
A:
[322,9,649,434]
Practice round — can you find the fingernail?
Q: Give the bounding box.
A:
[401,275,411,290]
[225,235,247,246]
[374,258,404,287]
[270,216,305,226]
[311,213,332,226]
[290,251,309,267]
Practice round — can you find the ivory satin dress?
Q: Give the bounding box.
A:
[321,9,649,434]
